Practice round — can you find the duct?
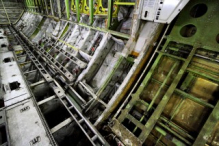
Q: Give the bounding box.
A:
[32,18,52,43]
[76,33,111,83]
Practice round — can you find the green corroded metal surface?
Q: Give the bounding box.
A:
[168,0,219,51]
[111,0,219,145]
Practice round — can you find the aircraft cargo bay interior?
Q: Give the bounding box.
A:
[0,0,219,145]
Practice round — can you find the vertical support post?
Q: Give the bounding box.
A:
[30,0,34,11]
[49,0,54,16]
[89,0,93,25]
[40,0,45,14]
[131,0,144,38]
[36,0,42,13]
[33,0,38,12]
[27,0,31,10]
[65,0,70,20]
[22,0,27,10]
[43,0,49,14]
[26,0,30,11]
[107,0,113,29]
[75,0,80,22]
[56,0,62,18]
[31,0,34,11]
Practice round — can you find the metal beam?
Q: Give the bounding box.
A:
[37,95,56,105]
[27,11,130,39]
[56,0,61,18]
[36,0,41,13]
[193,101,219,145]
[89,0,93,25]
[49,0,54,16]
[43,0,49,14]
[139,48,197,142]
[65,0,70,20]
[107,0,112,29]
[50,118,73,133]
[75,0,80,22]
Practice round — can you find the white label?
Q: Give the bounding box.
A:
[144,0,156,8]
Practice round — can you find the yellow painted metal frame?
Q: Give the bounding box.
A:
[71,0,119,17]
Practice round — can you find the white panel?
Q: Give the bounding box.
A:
[6,99,52,146]
[0,52,31,106]
[141,0,189,23]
